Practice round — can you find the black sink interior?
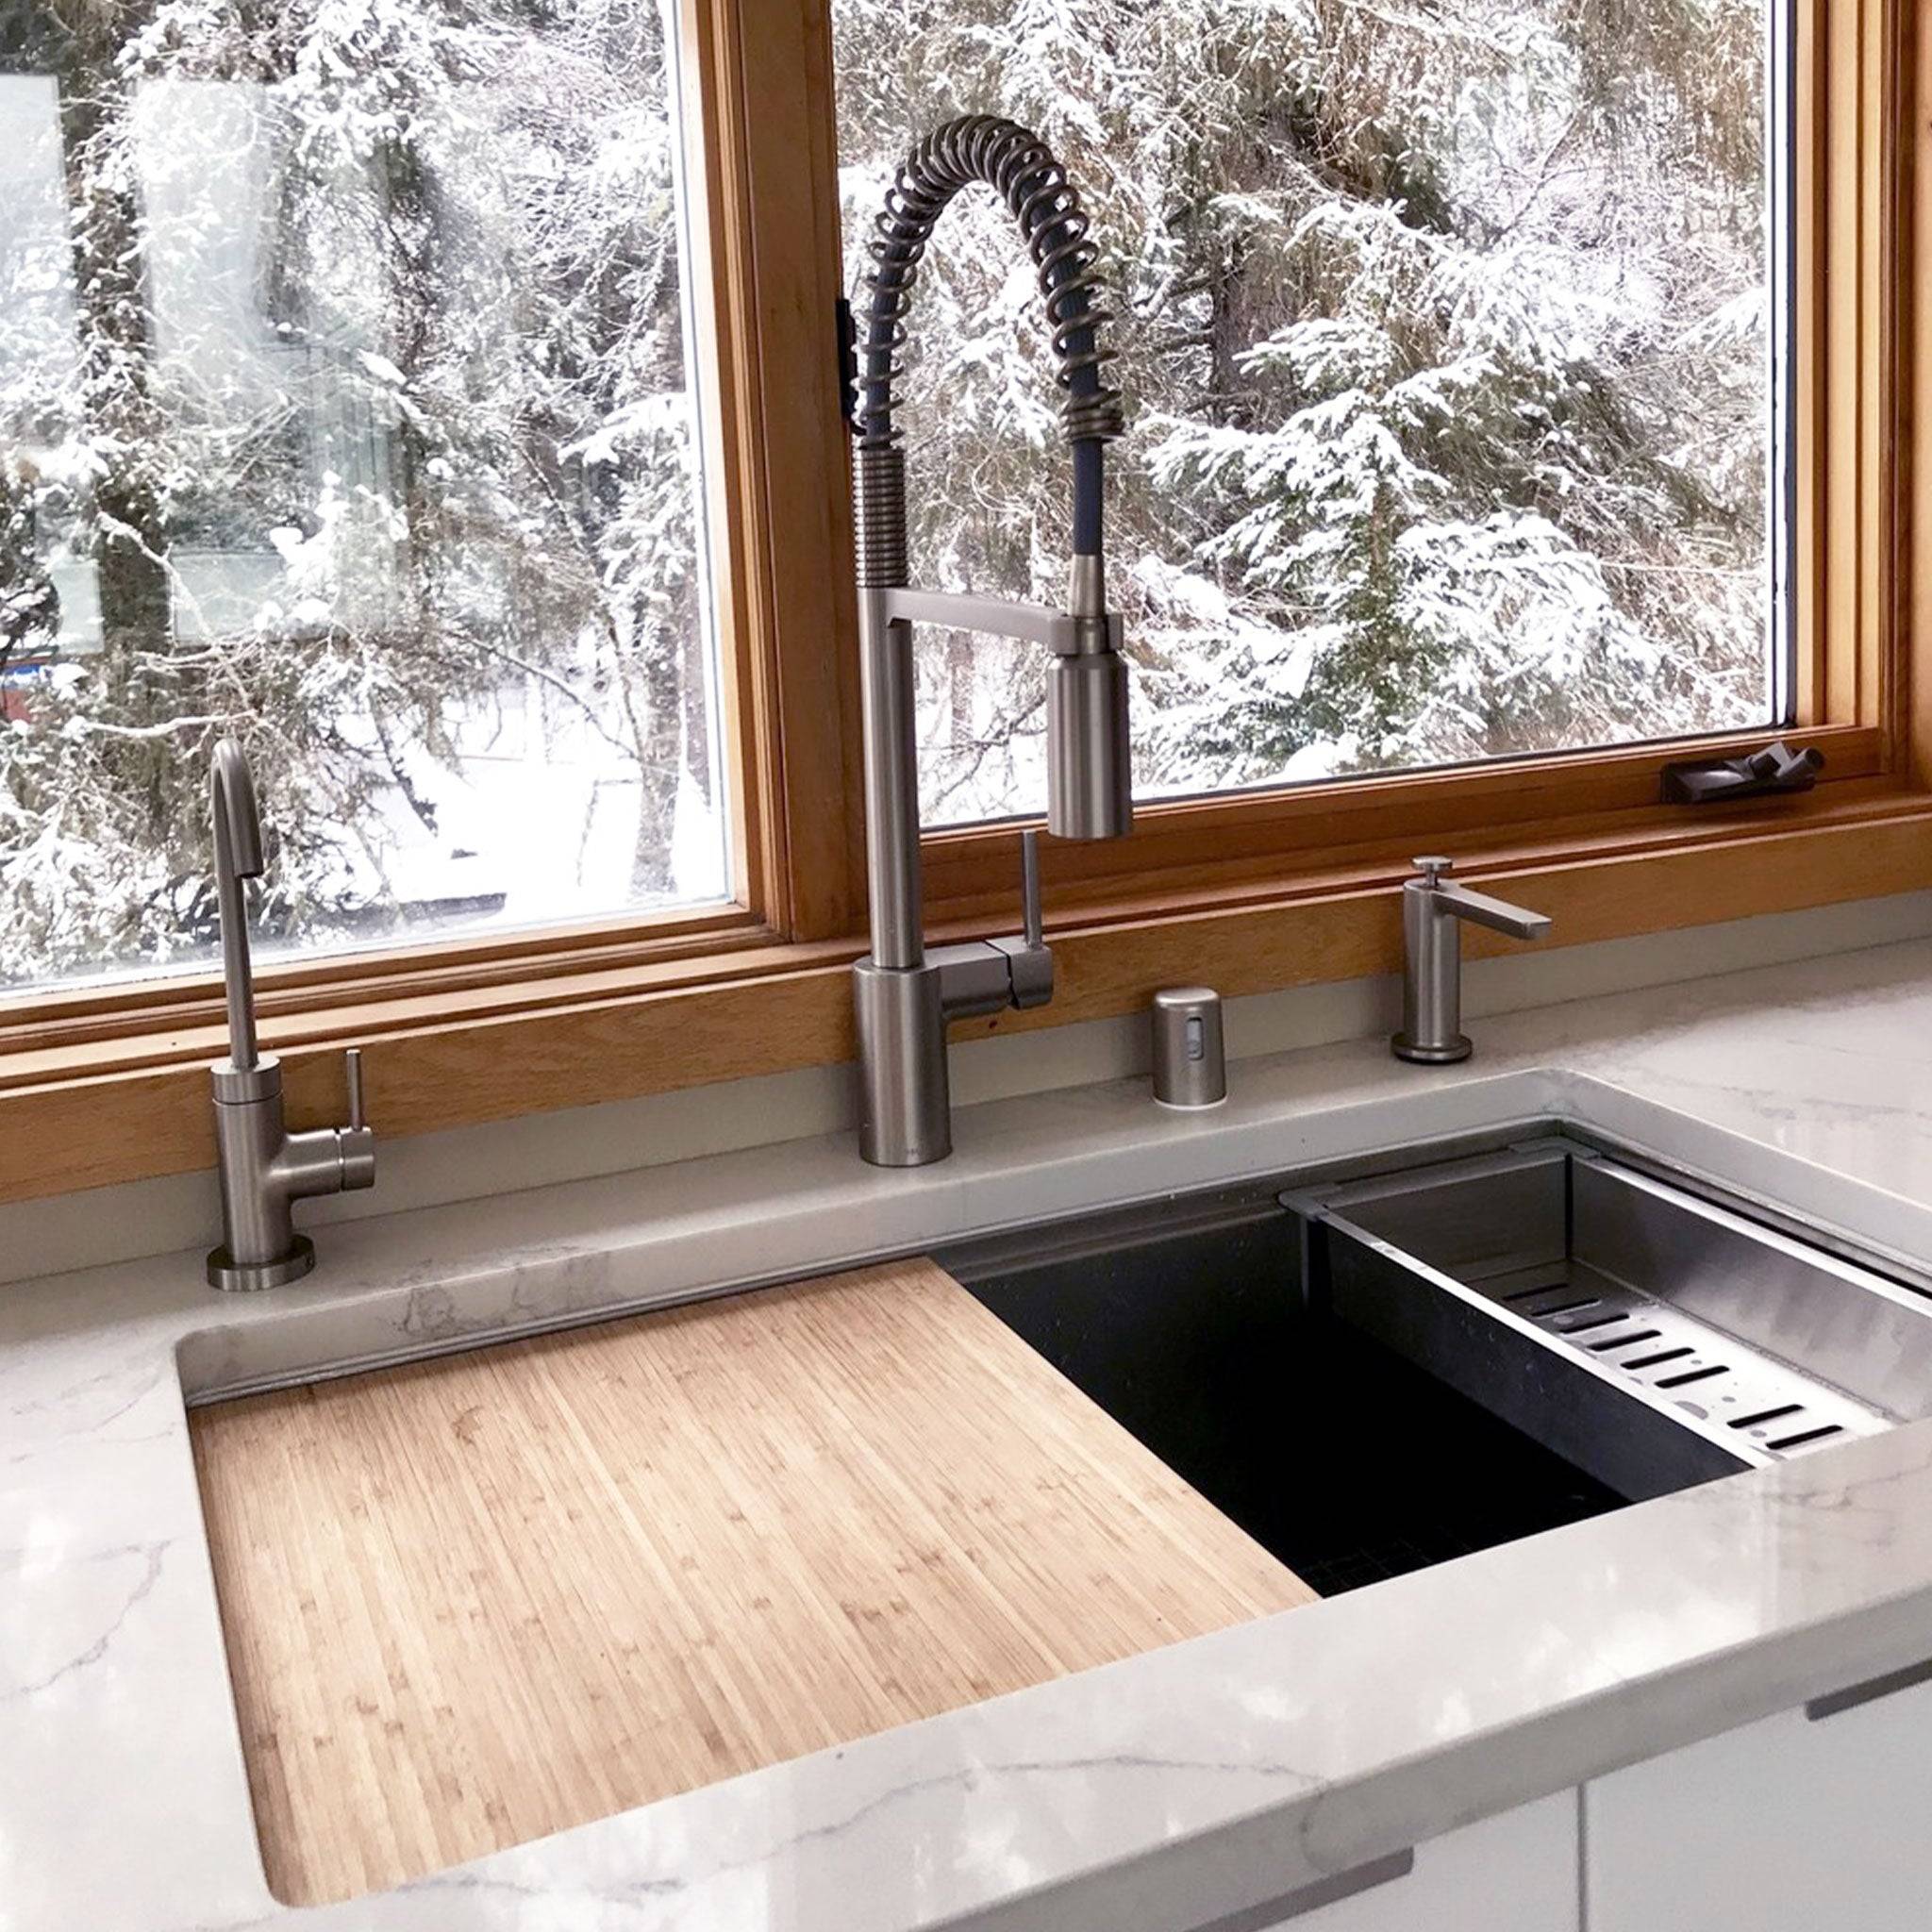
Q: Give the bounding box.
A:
[945,1202,1626,1598]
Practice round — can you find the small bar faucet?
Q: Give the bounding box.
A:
[848,117,1134,1166]
[206,740,375,1291]
[1391,857,1552,1065]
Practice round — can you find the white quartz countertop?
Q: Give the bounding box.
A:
[9,938,1932,1931]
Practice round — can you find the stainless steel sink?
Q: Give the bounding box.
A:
[943,1129,1932,1594]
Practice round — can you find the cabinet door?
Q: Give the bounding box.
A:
[1218,1790,1578,1932]
[1587,1666,1932,1932]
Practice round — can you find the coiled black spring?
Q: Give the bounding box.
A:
[855,114,1124,454]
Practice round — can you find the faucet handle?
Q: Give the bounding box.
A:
[1020,828,1043,949]
[989,828,1053,1010]
[338,1042,375,1190]
[337,1046,376,1193]
[1409,855,1552,942]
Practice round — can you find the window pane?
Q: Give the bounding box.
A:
[833,1,1780,826]
[0,2,725,991]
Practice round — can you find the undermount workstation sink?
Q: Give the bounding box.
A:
[183,1121,1932,1903]
[943,1130,1932,1596]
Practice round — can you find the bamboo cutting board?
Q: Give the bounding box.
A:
[192,1257,1316,1905]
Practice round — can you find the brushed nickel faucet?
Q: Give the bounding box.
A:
[1391,857,1553,1065]
[847,116,1133,1166]
[206,739,375,1291]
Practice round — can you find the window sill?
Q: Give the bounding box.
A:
[6,785,1931,1208]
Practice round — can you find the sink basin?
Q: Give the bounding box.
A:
[941,1130,1932,1595]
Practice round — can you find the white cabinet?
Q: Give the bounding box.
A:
[1236,1790,1578,1931]
[1586,1667,1932,1931]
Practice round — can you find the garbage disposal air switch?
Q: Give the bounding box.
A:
[1151,987,1226,1108]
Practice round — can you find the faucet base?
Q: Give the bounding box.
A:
[207,1234,316,1293]
[854,957,951,1167]
[1391,1032,1474,1066]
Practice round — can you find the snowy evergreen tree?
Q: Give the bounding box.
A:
[0,0,1774,984]
[0,0,711,980]
[832,0,1772,810]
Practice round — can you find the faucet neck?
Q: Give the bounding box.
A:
[212,809,258,1070]
[856,607,924,968]
[851,116,1123,553]
[209,741,263,1072]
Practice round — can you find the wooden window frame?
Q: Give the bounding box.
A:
[3,0,1929,1207]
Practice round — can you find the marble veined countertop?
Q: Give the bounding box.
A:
[8,938,1932,1931]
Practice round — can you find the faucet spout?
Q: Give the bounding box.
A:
[1043,551,1132,838]
[1433,879,1554,944]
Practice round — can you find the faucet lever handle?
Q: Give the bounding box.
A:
[1020,829,1043,950]
[344,1047,365,1131]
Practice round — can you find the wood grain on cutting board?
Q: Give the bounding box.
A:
[192,1257,1315,1904]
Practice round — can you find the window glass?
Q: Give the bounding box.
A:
[833,0,1780,825]
[0,1,724,991]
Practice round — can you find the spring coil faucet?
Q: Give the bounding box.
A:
[847,115,1134,1166]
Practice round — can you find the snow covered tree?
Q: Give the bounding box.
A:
[0,0,1775,986]
[832,0,1773,809]
[0,0,712,983]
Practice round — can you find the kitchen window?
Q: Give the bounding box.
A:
[832,0,1791,827]
[0,0,1923,1206]
[0,2,730,992]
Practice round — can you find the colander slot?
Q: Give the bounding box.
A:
[1766,1424,1844,1452]
[1533,1296,1601,1319]
[1558,1312,1627,1335]
[1623,1347,1696,1372]
[1590,1328,1661,1352]
[1729,1404,1806,1431]
[1656,1364,1729,1390]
